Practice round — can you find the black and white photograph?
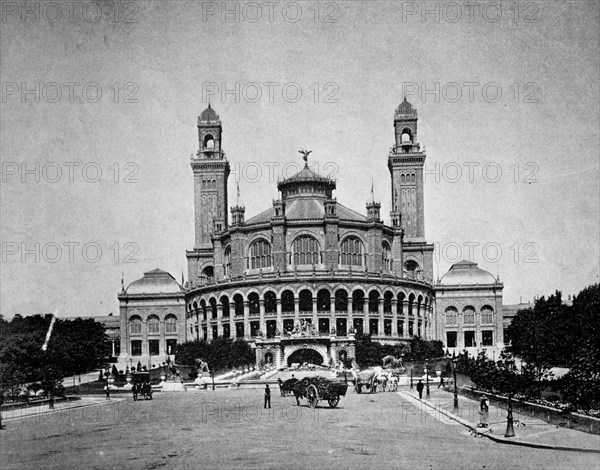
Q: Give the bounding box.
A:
[1,1,599,468]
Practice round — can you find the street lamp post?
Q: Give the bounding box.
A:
[425,358,430,398]
[452,357,459,414]
[505,356,516,438]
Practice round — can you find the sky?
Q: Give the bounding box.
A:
[1,0,598,319]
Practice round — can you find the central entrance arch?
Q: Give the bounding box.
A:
[287,348,324,367]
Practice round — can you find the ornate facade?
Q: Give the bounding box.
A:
[184,99,436,368]
[116,98,506,369]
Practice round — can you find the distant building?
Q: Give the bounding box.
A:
[435,261,504,357]
[117,269,186,368]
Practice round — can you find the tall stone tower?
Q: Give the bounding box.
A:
[187,105,230,285]
[388,98,434,283]
[388,98,425,241]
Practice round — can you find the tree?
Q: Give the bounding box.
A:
[407,337,444,361]
[175,337,255,373]
[507,292,566,386]
[562,338,600,410]
[0,314,111,407]
[561,284,600,410]
[49,318,111,377]
[355,333,383,367]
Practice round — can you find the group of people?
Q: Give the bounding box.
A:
[132,382,153,401]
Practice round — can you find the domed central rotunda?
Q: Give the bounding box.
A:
[184,99,436,368]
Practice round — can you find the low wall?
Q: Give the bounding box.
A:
[1,396,80,412]
[459,387,600,436]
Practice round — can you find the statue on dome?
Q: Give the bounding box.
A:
[298,149,312,164]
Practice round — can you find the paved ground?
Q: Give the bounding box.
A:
[400,386,600,452]
[1,387,599,470]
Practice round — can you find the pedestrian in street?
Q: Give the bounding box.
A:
[438,376,445,389]
[105,384,110,400]
[479,398,489,427]
[264,384,271,408]
[416,380,424,399]
[132,382,138,401]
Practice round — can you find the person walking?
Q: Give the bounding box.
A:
[438,376,445,389]
[105,384,110,400]
[479,398,489,428]
[416,380,424,399]
[264,384,271,409]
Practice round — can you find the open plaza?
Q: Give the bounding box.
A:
[1,380,599,470]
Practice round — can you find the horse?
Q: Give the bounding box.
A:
[374,370,389,392]
[389,375,399,392]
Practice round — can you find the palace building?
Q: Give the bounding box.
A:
[117,99,505,369]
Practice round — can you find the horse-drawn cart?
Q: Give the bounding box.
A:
[352,369,378,394]
[280,376,348,408]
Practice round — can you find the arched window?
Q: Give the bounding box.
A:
[223,245,231,277]
[129,316,142,335]
[220,296,230,318]
[382,241,392,271]
[248,293,259,314]
[299,289,313,312]
[340,236,364,266]
[200,299,208,321]
[368,291,380,313]
[335,289,348,312]
[384,291,393,313]
[200,266,214,285]
[317,289,331,312]
[404,260,419,279]
[233,294,244,316]
[249,239,272,269]
[352,290,365,313]
[463,306,475,324]
[165,315,177,333]
[147,315,160,334]
[204,134,214,149]
[292,235,320,265]
[281,290,294,313]
[481,306,494,324]
[401,128,412,143]
[445,307,458,326]
[224,246,231,277]
[264,291,277,313]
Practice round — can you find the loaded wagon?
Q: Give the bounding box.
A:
[281,376,348,408]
